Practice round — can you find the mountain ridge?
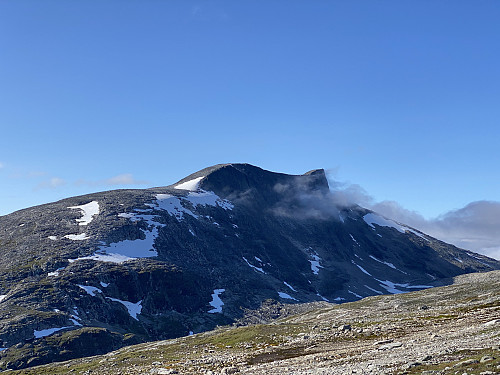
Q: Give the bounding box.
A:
[0,163,498,370]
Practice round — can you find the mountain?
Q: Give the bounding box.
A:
[0,163,498,370]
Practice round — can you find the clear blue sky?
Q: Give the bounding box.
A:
[1,1,499,221]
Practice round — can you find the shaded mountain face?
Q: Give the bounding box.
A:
[0,163,498,370]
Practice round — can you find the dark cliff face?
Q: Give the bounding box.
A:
[175,163,330,208]
[0,163,498,370]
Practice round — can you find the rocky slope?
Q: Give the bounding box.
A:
[0,163,498,370]
[5,270,500,374]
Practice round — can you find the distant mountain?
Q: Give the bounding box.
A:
[0,163,498,370]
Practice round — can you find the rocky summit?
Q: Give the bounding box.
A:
[0,163,498,370]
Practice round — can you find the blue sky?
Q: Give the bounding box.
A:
[1,1,499,257]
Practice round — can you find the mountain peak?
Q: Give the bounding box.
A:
[171,163,329,202]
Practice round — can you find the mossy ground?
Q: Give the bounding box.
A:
[402,348,499,374]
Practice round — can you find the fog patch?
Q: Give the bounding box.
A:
[271,178,341,220]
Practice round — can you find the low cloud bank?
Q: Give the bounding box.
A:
[371,200,500,260]
[327,176,500,260]
[75,174,149,187]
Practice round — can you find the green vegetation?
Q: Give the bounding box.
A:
[403,348,499,374]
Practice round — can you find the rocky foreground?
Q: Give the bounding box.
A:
[4,270,499,375]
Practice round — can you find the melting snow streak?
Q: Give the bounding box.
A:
[208,289,225,313]
[243,257,265,273]
[278,292,298,301]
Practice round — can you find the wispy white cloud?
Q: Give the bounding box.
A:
[8,170,47,179]
[75,173,149,187]
[103,173,148,186]
[35,177,66,190]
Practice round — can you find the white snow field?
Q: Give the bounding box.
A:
[68,201,100,226]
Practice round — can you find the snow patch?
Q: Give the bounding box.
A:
[364,285,383,294]
[348,290,363,299]
[64,233,90,241]
[186,191,234,211]
[156,194,197,220]
[375,279,433,294]
[316,293,330,302]
[363,213,406,233]
[48,267,65,277]
[71,253,133,263]
[309,254,324,275]
[70,191,231,265]
[107,298,142,320]
[48,236,58,241]
[174,176,204,191]
[375,279,406,294]
[283,282,297,292]
[208,289,225,313]
[100,281,109,288]
[98,228,158,258]
[78,285,102,297]
[68,201,100,226]
[349,234,359,245]
[353,261,372,276]
[34,327,70,339]
[406,284,434,289]
[364,213,430,241]
[369,255,396,269]
[118,213,135,219]
[155,191,233,222]
[0,295,7,302]
[368,255,408,274]
[69,227,159,264]
[467,253,492,267]
[278,292,298,301]
[406,228,430,241]
[70,318,82,326]
[243,257,265,274]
